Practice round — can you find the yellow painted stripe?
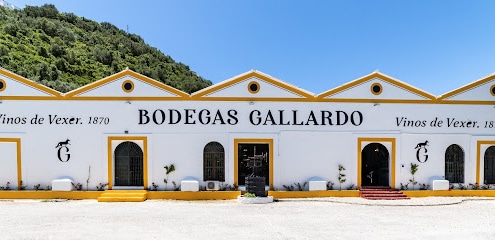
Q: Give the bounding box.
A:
[146,191,241,200]
[403,190,495,197]
[268,190,360,198]
[16,139,22,190]
[0,190,494,200]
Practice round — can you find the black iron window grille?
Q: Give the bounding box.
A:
[484,146,495,184]
[445,144,464,183]
[203,141,225,181]
[114,141,144,186]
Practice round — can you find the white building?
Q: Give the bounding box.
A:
[0,68,494,193]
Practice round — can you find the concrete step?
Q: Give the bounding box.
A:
[360,188,399,191]
[98,196,147,202]
[361,193,407,197]
[360,191,405,195]
[360,186,392,189]
[98,190,147,202]
[363,196,410,200]
[359,186,409,200]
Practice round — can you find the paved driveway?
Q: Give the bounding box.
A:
[0,197,494,240]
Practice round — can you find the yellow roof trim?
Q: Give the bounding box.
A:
[438,73,495,100]
[61,96,492,104]
[0,68,62,97]
[191,70,315,100]
[1,68,493,105]
[0,96,65,100]
[436,100,495,105]
[188,97,315,102]
[315,98,437,104]
[64,96,187,101]
[64,69,189,99]
[316,72,437,101]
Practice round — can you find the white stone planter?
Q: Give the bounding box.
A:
[237,195,274,204]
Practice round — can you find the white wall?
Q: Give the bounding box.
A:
[278,131,355,189]
[148,133,229,190]
[0,99,494,190]
[398,134,472,188]
[0,141,18,188]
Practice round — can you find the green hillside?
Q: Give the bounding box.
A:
[0,4,211,93]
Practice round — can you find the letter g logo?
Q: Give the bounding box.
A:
[415,140,429,163]
[57,146,71,162]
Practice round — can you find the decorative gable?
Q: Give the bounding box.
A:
[191,70,315,101]
[0,68,61,99]
[438,73,495,104]
[316,71,436,103]
[64,69,189,100]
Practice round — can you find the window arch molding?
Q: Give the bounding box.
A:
[203,141,225,181]
[484,146,495,184]
[445,144,464,183]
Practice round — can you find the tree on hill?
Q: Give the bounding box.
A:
[0,4,212,93]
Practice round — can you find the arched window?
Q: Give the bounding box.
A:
[445,144,464,183]
[484,146,495,184]
[203,142,225,181]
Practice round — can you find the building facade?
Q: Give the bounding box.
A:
[0,68,494,191]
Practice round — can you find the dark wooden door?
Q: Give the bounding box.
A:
[361,143,389,186]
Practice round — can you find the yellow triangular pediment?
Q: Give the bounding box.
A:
[316,72,436,103]
[0,67,62,99]
[438,73,495,104]
[64,69,189,100]
[191,70,315,101]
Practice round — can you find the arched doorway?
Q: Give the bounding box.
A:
[361,143,389,186]
[114,141,144,186]
[484,146,495,184]
[445,144,464,183]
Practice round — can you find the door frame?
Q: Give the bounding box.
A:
[107,136,148,190]
[0,138,22,189]
[357,138,396,188]
[476,141,495,184]
[234,138,273,188]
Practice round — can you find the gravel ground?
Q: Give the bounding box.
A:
[0,197,494,240]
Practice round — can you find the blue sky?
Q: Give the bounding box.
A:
[9,0,495,95]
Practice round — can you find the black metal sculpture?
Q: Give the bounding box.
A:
[243,146,267,197]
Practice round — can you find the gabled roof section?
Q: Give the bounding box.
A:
[0,67,62,100]
[191,70,315,101]
[64,69,189,100]
[316,71,436,103]
[438,73,495,104]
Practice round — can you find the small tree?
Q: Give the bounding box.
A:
[409,163,419,190]
[338,164,346,190]
[86,166,91,191]
[163,164,176,190]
